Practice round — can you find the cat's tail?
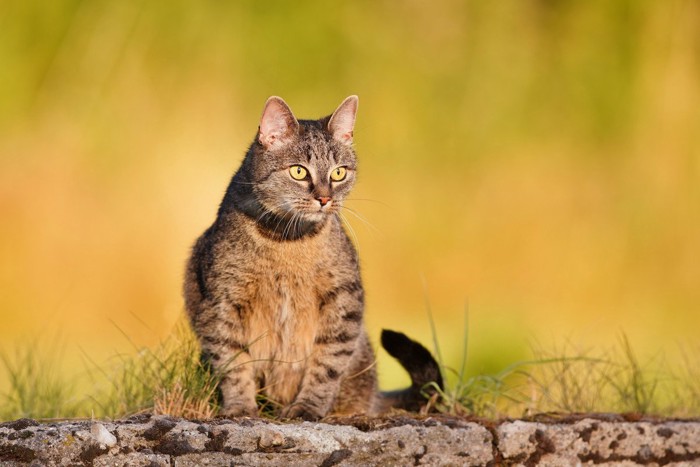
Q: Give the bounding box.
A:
[376,329,444,413]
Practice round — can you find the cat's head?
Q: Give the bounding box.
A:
[246,96,359,225]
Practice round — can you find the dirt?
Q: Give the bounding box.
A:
[1,413,699,466]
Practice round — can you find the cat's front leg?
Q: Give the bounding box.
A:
[193,308,258,418]
[214,348,258,418]
[281,281,364,421]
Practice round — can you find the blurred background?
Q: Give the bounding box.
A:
[1,1,698,395]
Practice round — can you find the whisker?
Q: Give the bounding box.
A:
[344,198,393,209]
[292,211,304,238]
[280,212,291,239]
[254,200,288,225]
[230,180,260,186]
[340,206,380,234]
[338,211,360,252]
[282,211,299,240]
[261,200,294,233]
[255,208,273,224]
[286,214,297,240]
[273,210,290,235]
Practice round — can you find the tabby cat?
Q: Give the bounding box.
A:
[184,96,442,420]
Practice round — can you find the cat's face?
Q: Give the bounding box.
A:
[249,96,358,224]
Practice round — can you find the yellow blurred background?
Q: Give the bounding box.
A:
[1,1,698,393]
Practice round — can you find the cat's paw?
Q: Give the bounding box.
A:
[280,403,323,421]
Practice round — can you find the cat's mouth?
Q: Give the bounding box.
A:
[292,199,339,217]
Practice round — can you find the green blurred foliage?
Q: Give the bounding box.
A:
[1,1,698,393]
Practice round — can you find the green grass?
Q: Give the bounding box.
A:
[86,322,222,419]
[0,341,84,420]
[2,319,699,422]
[0,323,222,421]
[518,336,662,416]
[426,312,700,419]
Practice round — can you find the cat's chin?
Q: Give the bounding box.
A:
[299,210,329,223]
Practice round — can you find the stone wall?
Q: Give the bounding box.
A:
[1,414,699,466]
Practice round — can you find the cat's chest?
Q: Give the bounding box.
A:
[245,223,332,303]
[243,239,332,345]
[256,240,327,301]
[259,267,320,318]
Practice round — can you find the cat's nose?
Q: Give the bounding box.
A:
[317,197,332,207]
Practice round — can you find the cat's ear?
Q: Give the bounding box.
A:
[328,95,358,145]
[258,96,299,149]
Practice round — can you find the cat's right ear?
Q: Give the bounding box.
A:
[328,95,358,145]
[258,96,299,149]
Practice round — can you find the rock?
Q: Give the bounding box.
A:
[0,415,698,466]
[91,422,117,448]
[497,418,700,465]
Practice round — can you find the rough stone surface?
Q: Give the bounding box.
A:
[0,414,698,466]
[497,418,700,466]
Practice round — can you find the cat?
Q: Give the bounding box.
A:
[184,95,442,420]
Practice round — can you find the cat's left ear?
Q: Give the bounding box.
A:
[328,95,358,145]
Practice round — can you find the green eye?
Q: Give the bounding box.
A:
[330,167,347,181]
[289,165,308,180]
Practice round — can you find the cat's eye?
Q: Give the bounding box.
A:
[289,165,308,180]
[330,167,347,181]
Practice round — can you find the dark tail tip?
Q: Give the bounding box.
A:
[381,329,444,391]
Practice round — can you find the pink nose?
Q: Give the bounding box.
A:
[318,197,331,206]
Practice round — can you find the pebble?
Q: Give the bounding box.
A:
[91,423,117,448]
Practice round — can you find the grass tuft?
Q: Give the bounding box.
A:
[424,305,699,419]
[666,344,700,417]
[87,321,221,419]
[0,341,83,420]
